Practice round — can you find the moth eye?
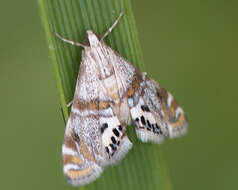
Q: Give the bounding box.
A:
[135,118,139,122]
[100,123,108,134]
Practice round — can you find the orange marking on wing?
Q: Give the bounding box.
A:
[158,88,168,103]
[64,136,77,152]
[79,141,95,161]
[162,103,170,121]
[172,113,186,128]
[132,77,140,91]
[88,101,99,110]
[74,100,112,111]
[99,101,110,109]
[133,81,139,90]
[170,99,179,118]
[74,100,99,111]
[127,88,134,97]
[127,73,141,97]
[67,166,93,179]
[63,155,83,165]
[170,106,175,118]
[171,98,179,109]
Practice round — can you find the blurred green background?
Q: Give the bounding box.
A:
[0,0,237,190]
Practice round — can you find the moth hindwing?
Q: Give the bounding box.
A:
[56,11,188,186]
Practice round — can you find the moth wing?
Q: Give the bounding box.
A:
[154,81,188,138]
[128,73,188,143]
[63,103,132,186]
[62,117,103,186]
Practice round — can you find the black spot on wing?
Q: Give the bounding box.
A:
[110,143,117,151]
[141,105,150,112]
[72,131,80,141]
[135,115,164,136]
[105,147,109,154]
[113,128,120,137]
[118,125,123,131]
[147,120,151,127]
[101,123,108,134]
[146,120,152,131]
[141,116,146,125]
[155,124,163,135]
[111,136,116,144]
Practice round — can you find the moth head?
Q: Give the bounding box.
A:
[85,30,101,47]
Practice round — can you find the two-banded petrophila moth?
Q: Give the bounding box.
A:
[55,12,188,186]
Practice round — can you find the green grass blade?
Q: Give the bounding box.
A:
[38,0,172,189]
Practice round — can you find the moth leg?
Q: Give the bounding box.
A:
[60,104,66,125]
[54,32,86,48]
[67,100,73,108]
[60,101,73,125]
[101,11,124,41]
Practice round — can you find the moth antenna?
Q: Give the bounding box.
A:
[101,11,124,41]
[54,32,86,48]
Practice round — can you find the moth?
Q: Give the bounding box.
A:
[56,12,188,186]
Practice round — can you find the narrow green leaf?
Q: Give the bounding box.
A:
[39,0,172,189]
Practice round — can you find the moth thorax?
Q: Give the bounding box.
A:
[86,30,100,47]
